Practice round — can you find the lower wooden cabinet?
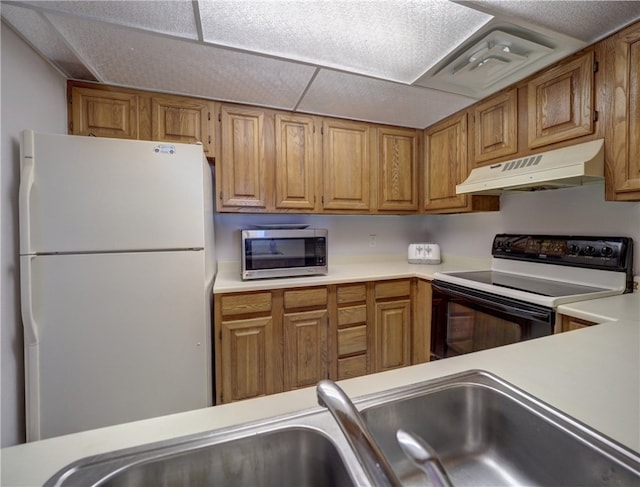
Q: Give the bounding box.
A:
[373,280,412,372]
[214,278,432,404]
[219,316,276,402]
[283,288,329,390]
[557,315,598,333]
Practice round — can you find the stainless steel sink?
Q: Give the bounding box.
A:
[359,370,640,486]
[44,409,365,487]
[45,370,640,487]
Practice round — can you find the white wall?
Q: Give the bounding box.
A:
[215,185,639,276]
[1,25,67,447]
[428,185,640,274]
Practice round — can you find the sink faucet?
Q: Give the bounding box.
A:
[316,380,402,487]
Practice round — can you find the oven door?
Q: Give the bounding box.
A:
[431,280,555,360]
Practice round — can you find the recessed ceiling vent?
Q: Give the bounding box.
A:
[435,29,552,94]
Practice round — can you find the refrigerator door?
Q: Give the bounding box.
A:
[20,130,207,254]
[22,250,211,441]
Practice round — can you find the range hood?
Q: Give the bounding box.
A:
[456,139,605,195]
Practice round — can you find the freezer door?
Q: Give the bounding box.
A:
[20,130,207,254]
[21,251,211,441]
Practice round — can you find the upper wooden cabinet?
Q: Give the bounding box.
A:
[68,81,214,155]
[274,113,320,211]
[322,118,371,211]
[151,94,213,154]
[471,88,518,166]
[424,113,469,212]
[69,85,141,139]
[611,22,640,200]
[217,104,269,210]
[527,51,595,148]
[374,126,420,211]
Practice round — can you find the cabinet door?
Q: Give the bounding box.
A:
[151,95,213,155]
[322,119,371,211]
[283,309,328,389]
[423,113,469,212]
[220,316,276,403]
[274,113,319,210]
[612,23,640,200]
[374,299,411,372]
[70,86,139,139]
[472,88,518,165]
[375,126,419,211]
[527,51,595,148]
[218,105,268,209]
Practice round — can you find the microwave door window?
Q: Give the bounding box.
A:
[245,238,307,270]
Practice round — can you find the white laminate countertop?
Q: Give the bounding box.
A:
[213,254,490,293]
[3,257,638,486]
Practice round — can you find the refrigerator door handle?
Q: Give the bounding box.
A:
[19,130,35,255]
[20,255,39,345]
[20,254,42,441]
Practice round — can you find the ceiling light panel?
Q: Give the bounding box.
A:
[20,0,199,39]
[297,69,476,128]
[44,13,316,108]
[1,4,96,80]
[199,0,493,83]
[461,0,640,42]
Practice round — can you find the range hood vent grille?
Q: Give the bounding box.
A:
[456,139,605,195]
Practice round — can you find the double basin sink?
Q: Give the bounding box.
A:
[45,370,640,486]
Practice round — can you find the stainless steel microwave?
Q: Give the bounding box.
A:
[241,228,328,280]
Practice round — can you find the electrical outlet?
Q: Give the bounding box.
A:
[369,234,377,247]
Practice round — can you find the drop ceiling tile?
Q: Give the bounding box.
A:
[19,0,199,39]
[1,3,96,79]
[199,0,493,83]
[461,0,640,42]
[44,13,316,109]
[297,70,476,128]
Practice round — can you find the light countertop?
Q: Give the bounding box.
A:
[3,257,639,486]
[213,254,490,293]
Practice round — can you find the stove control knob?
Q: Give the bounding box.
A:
[584,245,596,256]
[601,246,614,257]
[568,244,580,255]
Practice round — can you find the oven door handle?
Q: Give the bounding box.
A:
[432,282,553,323]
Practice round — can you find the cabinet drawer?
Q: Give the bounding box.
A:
[338,325,367,356]
[220,292,272,316]
[375,280,411,299]
[338,355,367,380]
[284,287,328,309]
[338,304,367,327]
[337,284,367,304]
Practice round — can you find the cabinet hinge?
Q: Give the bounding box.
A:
[593,110,599,122]
[219,191,223,201]
[218,113,222,122]
[208,112,211,121]
[593,61,599,73]
[208,135,212,144]
[320,127,324,135]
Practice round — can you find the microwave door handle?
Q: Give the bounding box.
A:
[433,284,551,322]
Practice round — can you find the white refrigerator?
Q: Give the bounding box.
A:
[19,130,216,441]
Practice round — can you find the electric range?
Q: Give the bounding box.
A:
[434,234,634,308]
